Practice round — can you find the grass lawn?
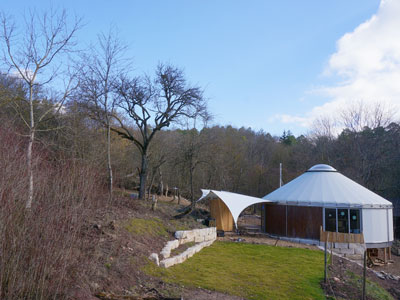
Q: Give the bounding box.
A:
[145,241,326,300]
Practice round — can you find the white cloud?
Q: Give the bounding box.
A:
[283,0,400,131]
[269,114,311,128]
[11,68,34,81]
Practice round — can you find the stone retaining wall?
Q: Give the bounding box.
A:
[149,227,217,268]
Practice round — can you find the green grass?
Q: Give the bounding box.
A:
[167,219,191,232]
[124,217,168,237]
[346,271,394,300]
[145,241,325,300]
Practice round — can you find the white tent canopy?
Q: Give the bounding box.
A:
[200,189,272,227]
[263,164,392,208]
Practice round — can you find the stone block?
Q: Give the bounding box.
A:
[335,243,349,249]
[187,249,195,258]
[148,253,159,266]
[345,254,363,259]
[166,239,180,250]
[180,236,195,244]
[348,243,366,255]
[192,244,202,253]
[204,232,216,241]
[175,231,185,239]
[353,246,366,255]
[338,248,354,255]
[185,231,195,241]
[160,234,217,268]
[160,248,171,259]
[180,251,188,260]
[193,229,201,237]
[205,239,215,246]
[160,258,175,268]
[195,235,205,243]
[176,254,185,263]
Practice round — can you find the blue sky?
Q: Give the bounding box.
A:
[5,0,399,136]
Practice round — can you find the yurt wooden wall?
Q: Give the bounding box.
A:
[264,204,322,240]
[210,198,234,231]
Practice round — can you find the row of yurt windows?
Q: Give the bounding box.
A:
[324,208,361,234]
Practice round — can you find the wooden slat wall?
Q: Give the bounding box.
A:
[264,205,323,240]
[261,204,266,232]
[210,198,234,231]
[287,206,322,240]
[265,204,286,236]
[320,226,365,243]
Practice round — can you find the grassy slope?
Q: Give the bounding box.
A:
[146,241,326,300]
[345,271,393,300]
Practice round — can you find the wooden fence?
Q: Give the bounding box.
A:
[320,226,364,243]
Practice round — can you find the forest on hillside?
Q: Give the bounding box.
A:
[3,65,400,202]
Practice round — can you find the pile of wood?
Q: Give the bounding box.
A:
[367,248,393,267]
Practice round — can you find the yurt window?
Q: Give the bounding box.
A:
[338,209,349,233]
[350,209,361,233]
[325,208,336,232]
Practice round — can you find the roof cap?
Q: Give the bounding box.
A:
[307,164,337,172]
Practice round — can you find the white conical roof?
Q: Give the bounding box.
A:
[263,164,392,208]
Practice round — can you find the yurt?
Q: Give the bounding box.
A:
[262,164,394,248]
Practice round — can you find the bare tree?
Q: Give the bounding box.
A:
[77,28,126,201]
[311,116,337,139]
[112,64,207,199]
[177,129,207,205]
[0,9,81,208]
[341,101,394,132]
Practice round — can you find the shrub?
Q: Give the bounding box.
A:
[0,126,105,299]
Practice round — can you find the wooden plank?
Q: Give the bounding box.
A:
[384,247,387,264]
[320,226,364,243]
[210,198,234,231]
[287,206,322,239]
[265,204,286,236]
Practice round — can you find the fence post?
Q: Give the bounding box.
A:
[362,249,367,300]
[324,239,327,283]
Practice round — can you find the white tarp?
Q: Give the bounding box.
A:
[263,164,393,208]
[362,208,393,244]
[199,189,272,227]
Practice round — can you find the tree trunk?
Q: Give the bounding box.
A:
[139,153,148,199]
[189,166,196,211]
[165,184,168,197]
[26,129,34,209]
[147,169,156,200]
[107,122,113,202]
[26,84,35,209]
[158,168,163,196]
[190,166,194,203]
[151,195,157,211]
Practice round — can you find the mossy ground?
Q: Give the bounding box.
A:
[145,241,326,300]
[124,217,169,238]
